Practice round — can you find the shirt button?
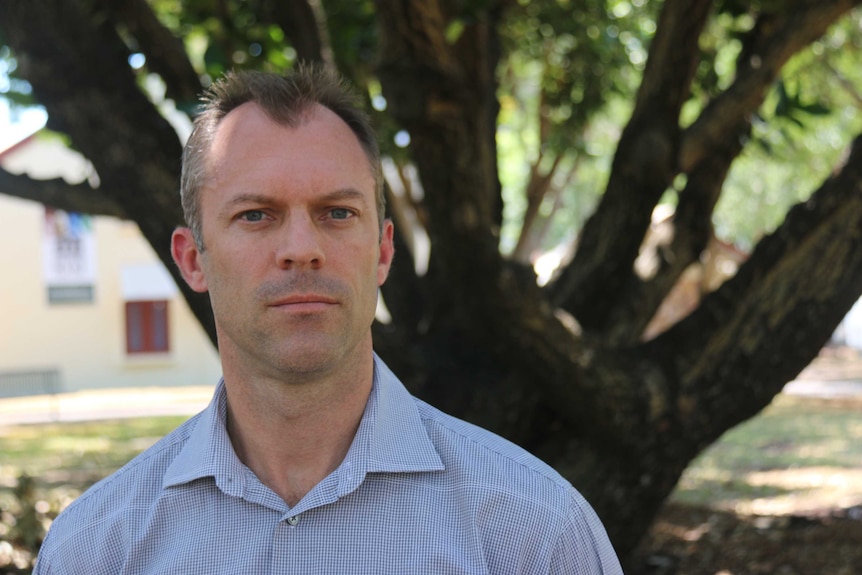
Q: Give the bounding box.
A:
[286,516,300,526]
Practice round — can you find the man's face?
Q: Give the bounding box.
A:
[172,102,394,382]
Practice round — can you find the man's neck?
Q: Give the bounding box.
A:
[222,355,374,507]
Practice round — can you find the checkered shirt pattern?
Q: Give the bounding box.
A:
[34,356,623,574]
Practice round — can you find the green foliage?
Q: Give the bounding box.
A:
[0,46,38,111]
[498,0,655,155]
[320,0,410,164]
[0,417,185,572]
[322,0,377,75]
[713,9,862,249]
[0,475,45,573]
[1,1,861,257]
[146,0,302,83]
[686,7,754,119]
[496,0,656,251]
[0,417,188,572]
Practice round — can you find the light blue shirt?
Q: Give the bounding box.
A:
[35,356,623,574]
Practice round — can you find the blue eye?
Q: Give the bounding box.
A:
[241,210,265,222]
[330,208,352,220]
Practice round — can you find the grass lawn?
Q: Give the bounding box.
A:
[1,393,861,571]
[671,394,862,515]
[0,417,187,571]
[0,417,187,492]
[2,394,862,511]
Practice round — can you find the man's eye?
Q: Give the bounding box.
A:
[329,208,353,220]
[240,210,265,222]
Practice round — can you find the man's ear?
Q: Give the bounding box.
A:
[377,219,395,287]
[171,228,208,293]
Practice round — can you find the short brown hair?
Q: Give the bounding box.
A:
[180,65,384,249]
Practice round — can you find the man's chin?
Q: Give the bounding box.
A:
[268,339,354,380]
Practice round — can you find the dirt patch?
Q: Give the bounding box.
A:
[633,503,862,575]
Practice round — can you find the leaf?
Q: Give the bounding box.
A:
[445,19,466,45]
[797,102,831,116]
[203,42,227,76]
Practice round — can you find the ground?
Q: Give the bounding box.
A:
[633,346,862,575]
[633,503,862,574]
[2,347,861,574]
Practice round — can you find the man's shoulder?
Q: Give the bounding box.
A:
[39,415,199,553]
[412,397,572,500]
[408,397,624,574]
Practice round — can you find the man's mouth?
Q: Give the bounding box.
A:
[269,294,338,311]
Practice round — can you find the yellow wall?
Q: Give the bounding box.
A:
[0,134,221,394]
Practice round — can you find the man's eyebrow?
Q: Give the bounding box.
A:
[319,188,368,204]
[218,189,368,216]
[218,193,275,217]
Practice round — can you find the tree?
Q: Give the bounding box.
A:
[2,0,861,562]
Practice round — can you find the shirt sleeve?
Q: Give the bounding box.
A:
[32,533,53,575]
[549,488,625,575]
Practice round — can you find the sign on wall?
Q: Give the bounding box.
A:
[43,208,97,304]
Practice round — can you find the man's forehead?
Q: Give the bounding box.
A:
[206,102,368,164]
[201,101,375,197]
[214,101,336,141]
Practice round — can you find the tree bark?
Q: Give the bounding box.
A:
[0,166,127,219]
[98,0,202,109]
[550,0,714,336]
[2,0,862,563]
[376,0,507,325]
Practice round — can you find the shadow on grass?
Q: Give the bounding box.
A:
[632,502,862,575]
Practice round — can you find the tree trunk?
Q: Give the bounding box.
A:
[2,0,862,563]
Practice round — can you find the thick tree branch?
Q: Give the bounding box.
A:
[552,0,859,339]
[601,118,750,344]
[575,131,862,551]
[375,3,646,460]
[550,0,714,332]
[98,0,202,110]
[656,131,862,450]
[376,0,506,315]
[606,2,861,343]
[0,166,127,218]
[680,0,862,172]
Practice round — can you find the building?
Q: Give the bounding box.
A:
[0,130,221,397]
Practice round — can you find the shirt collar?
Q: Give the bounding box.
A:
[351,354,444,474]
[163,354,443,494]
[163,378,248,495]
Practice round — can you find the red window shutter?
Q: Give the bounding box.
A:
[125,300,169,354]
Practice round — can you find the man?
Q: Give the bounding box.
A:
[35,66,623,574]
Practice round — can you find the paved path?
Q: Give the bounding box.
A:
[0,386,214,427]
[780,378,862,399]
[1,374,861,428]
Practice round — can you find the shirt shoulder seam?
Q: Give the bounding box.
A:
[415,398,572,491]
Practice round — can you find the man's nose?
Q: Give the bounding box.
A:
[275,213,325,269]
